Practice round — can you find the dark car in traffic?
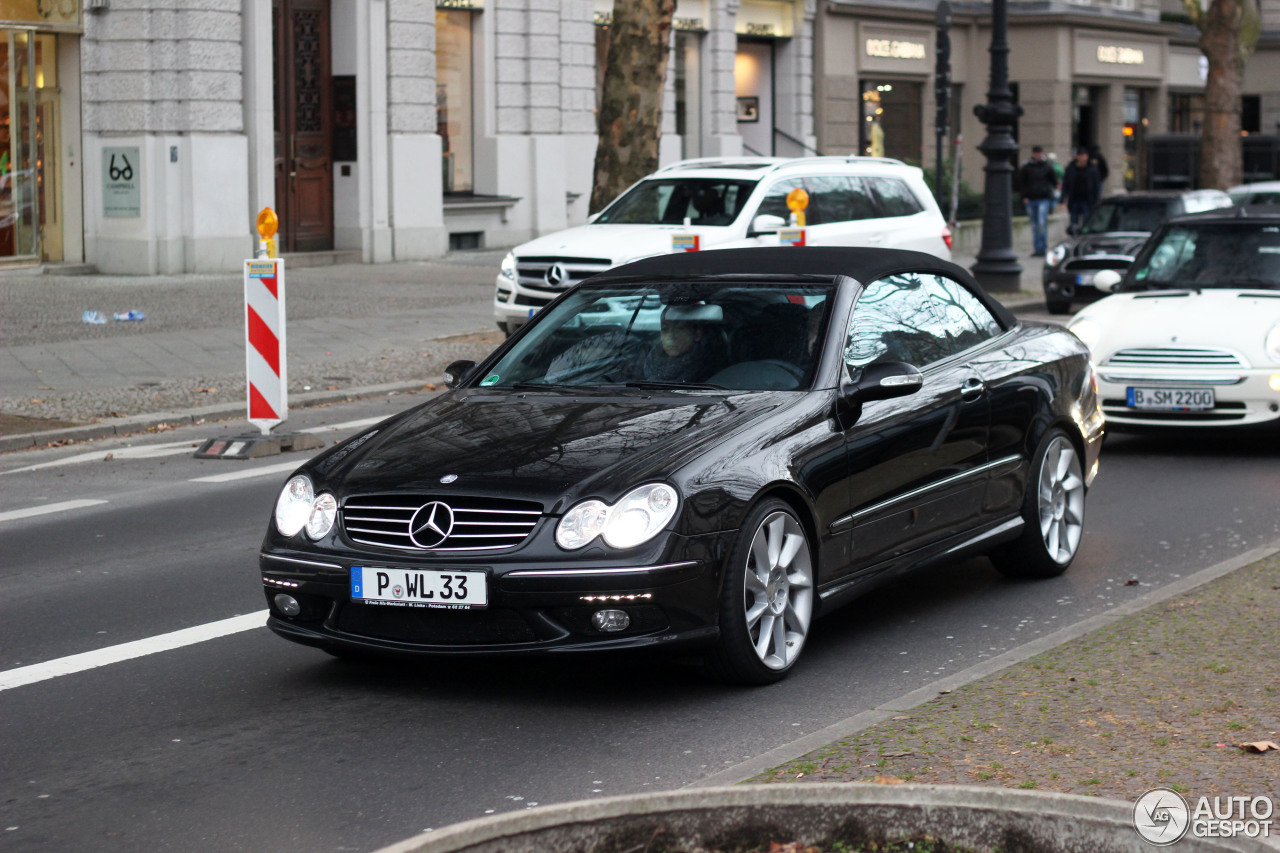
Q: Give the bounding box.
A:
[260,248,1105,683]
[1042,189,1232,314]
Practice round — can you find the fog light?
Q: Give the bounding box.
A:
[274,594,301,617]
[591,609,631,633]
[1269,374,1280,392]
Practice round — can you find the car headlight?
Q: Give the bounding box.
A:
[274,475,338,540]
[1067,316,1101,351]
[275,475,315,537]
[556,483,680,550]
[306,492,338,540]
[1046,243,1068,267]
[499,251,517,281]
[1266,321,1280,363]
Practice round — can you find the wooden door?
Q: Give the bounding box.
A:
[274,0,333,252]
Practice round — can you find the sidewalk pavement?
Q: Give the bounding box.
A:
[747,547,1280,843]
[0,246,1045,452]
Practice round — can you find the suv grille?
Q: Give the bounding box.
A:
[1103,347,1249,369]
[515,256,613,291]
[342,494,543,552]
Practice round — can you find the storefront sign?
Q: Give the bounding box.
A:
[594,0,705,30]
[0,0,82,30]
[736,0,794,39]
[436,0,482,8]
[1097,45,1144,65]
[866,38,927,60]
[102,147,141,218]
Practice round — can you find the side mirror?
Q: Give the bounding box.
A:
[749,214,786,236]
[844,361,924,404]
[443,359,478,389]
[1092,269,1123,293]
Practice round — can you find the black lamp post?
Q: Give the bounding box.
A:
[970,0,1024,293]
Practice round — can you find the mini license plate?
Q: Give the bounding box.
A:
[1075,272,1094,286]
[350,566,487,609]
[1125,387,1215,410]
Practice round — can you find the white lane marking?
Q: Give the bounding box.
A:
[2,441,199,474]
[301,417,383,435]
[189,460,307,483]
[0,610,269,692]
[0,499,109,523]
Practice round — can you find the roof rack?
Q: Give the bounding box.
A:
[655,155,909,176]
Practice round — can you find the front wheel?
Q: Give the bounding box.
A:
[705,499,815,685]
[991,429,1086,579]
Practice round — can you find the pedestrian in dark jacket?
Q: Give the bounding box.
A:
[1016,146,1059,256]
[1061,148,1101,234]
[1088,145,1110,183]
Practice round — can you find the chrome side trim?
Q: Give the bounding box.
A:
[505,561,699,579]
[942,516,1024,557]
[260,554,343,571]
[829,454,1023,533]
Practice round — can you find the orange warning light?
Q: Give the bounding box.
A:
[786,188,810,212]
[256,208,279,240]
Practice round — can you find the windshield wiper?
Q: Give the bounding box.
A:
[508,382,576,391]
[622,380,726,391]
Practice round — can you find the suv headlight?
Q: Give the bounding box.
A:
[556,483,680,550]
[274,474,338,540]
[1266,321,1280,363]
[499,251,517,281]
[1046,243,1068,267]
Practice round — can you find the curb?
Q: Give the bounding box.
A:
[374,783,1274,853]
[0,379,435,455]
[691,538,1280,789]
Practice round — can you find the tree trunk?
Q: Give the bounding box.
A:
[1198,0,1246,189]
[590,0,677,215]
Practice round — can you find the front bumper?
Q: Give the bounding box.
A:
[1042,265,1128,305]
[260,531,733,658]
[1095,368,1280,429]
[493,275,563,332]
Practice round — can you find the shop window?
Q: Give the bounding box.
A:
[437,9,474,194]
[1169,93,1204,134]
[860,80,922,164]
[1241,95,1260,134]
[0,30,59,260]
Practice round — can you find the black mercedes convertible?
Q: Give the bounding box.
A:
[259,247,1104,683]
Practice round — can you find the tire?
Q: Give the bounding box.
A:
[991,429,1087,579]
[1045,298,1072,316]
[705,499,815,685]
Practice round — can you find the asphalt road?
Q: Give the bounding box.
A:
[2,393,1278,852]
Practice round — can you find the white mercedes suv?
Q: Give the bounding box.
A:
[493,156,952,334]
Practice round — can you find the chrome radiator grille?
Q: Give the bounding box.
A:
[515,256,612,290]
[342,494,543,552]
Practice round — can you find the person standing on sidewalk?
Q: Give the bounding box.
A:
[1061,147,1101,235]
[1016,146,1059,256]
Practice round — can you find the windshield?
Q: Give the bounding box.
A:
[594,178,758,226]
[1080,200,1173,234]
[477,281,834,391]
[1123,223,1280,290]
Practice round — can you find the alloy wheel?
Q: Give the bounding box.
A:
[1037,436,1085,564]
[742,511,814,670]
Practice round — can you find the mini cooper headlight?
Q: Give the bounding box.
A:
[1046,243,1068,267]
[274,474,315,537]
[306,492,338,540]
[556,484,680,551]
[499,251,517,281]
[1266,321,1280,363]
[1067,316,1101,351]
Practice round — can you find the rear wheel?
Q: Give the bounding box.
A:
[705,499,815,685]
[991,430,1086,578]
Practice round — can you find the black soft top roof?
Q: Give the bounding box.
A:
[590,247,1017,328]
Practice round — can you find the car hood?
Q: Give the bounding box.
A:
[1082,289,1280,357]
[307,390,792,509]
[1067,231,1149,260]
[514,223,742,266]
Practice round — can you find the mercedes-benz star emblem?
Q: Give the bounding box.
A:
[440,474,458,484]
[545,262,569,287]
[408,501,455,548]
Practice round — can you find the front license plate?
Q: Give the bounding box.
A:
[1125,387,1215,410]
[1075,273,1094,286]
[350,566,488,609]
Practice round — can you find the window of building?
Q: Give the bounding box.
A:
[437,9,474,194]
[859,80,922,163]
[1241,95,1261,134]
[1169,93,1204,134]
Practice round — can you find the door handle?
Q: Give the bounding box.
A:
[960,377,985,400]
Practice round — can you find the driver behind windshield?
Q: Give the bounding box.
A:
[643,303,729,382]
